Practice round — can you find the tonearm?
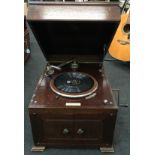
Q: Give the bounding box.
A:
[46,59,79,76]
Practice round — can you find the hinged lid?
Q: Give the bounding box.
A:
[27,2,120,62]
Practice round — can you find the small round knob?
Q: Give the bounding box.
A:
[63,128,69,135]
[77,128,84,135]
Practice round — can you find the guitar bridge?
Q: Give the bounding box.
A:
[117,39,130,45]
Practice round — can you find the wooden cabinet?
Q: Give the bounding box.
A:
[27,2,120,152]
[29,109,117,149]
[29,64,118,152]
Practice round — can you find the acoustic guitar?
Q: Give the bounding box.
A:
[109,3,130,62]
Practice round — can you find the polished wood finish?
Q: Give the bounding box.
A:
[28,21,119,62]
[28,2,120,151]
[27,3,120,62]
[29,64,118,149]
[27,3,120,21]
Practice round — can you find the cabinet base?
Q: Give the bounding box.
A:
[100,146,114,153]
[31,145,114,153]
[31,146,45,152]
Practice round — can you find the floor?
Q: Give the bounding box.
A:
[24,31,130,155]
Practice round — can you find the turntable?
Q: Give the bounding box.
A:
[27,1,120,152]
[50,71,98,98]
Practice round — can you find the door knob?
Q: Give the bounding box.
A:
[63,128,69,135]
[77,128,84,135]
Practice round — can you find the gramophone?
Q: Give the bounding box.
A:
[27,1,120,152]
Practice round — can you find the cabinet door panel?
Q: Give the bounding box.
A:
[43,119,74,139]
[74,120,103,140]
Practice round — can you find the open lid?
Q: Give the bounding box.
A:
[27,2,120,62]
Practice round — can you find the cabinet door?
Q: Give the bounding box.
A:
[43,119,74,140]
[29,113,74,145]
[74,120,103,141]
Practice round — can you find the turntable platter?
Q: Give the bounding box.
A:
[50,72,98,98]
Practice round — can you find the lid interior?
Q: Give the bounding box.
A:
[29,21,119,62]
[27,3,120,62]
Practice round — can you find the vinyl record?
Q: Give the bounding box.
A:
[50,72,98,98]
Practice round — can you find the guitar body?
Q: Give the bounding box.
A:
[109,13,130,62]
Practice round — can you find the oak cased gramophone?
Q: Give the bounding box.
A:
[27,1,120,152]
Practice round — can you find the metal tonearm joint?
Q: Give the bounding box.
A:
[46,59,75,76]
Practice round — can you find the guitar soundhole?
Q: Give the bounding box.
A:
[123,24,130,33]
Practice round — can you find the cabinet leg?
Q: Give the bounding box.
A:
[100,146,114,153]
[31,146,45,152]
